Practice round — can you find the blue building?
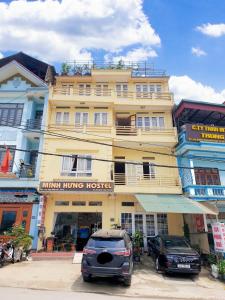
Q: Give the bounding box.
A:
[175,100,225,251]
[0,52,55,248]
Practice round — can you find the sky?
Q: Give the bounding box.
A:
[0,0,225,103]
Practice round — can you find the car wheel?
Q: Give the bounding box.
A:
[82,274,92,282]
[124,276,132,287]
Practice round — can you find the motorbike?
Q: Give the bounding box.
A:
[0,243,4,267]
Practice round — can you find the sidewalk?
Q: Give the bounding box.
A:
[0,256,224,300]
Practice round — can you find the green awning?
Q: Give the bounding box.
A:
[135,194,217,215]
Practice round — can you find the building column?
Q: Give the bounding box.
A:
[190,159,196,185]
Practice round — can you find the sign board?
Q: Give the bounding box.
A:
[39,181,114,192]
[212,222,225,252]
[186,124,225,143]
[37,195,46,227]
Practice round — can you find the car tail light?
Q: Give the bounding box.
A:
[114,249,131,256]
[83,248,96,255]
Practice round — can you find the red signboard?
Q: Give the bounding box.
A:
[212,223,225,252]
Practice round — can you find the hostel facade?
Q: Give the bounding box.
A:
[38,62,214,251]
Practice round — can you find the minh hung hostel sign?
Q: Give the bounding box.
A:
[39,181,114,192]
[186,124,225,143]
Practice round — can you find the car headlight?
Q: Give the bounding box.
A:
[166,255,176,262]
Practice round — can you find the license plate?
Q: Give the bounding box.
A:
[177,264,190,269]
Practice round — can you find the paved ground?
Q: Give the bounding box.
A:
[0,255,224,300]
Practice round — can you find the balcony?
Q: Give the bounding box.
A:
[114,174,181,194]
[26,119,42,130]
[19,165,36,179]
[50,87,173,107]
[47,124,177,146]
[184,185,225,200]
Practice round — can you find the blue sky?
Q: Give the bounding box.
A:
[0,0,225,102]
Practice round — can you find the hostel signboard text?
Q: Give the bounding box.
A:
[40,181,114,192]
[212,222,225,253]
[186,124,225,143]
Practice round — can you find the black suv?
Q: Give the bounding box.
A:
[148,235,201,275]
[81,229,133,286]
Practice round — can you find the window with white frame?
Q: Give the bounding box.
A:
[78,84,91,95]
[146,214,155,236]
[157,213,168,235]
[121,213,132,235]
[61,154,92,176]
[95,84,109,96]
[61,83,74,95]
[94,112,108,125]
[116,84,128,97]
[75,112,88,126]
[136,84,162,98]
[136,116,165,128]
[55,112,69,125]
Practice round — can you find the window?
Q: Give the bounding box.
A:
[0,211,17,234]
[116,84,128,97]
[146,214,155,236]
[79,84,91,96]
[89,201,102,206]
[95,84,109,96]
[122,202,134,206]
[94,113,108,125]
[121,213,132,235]
[62,155,92,177]
[135,214,144,233]
[136,116,165,128]
[0,103,23,126]
[72,201,86,206]
[157,214,168,235]
[55,112,69,125]
[194,168,221,185]
[55,201,69,206]
[0,146,15,172]
[136,84,162,98]
[62,83,73,95]
[143,162,156,179]
[75,112,88,126]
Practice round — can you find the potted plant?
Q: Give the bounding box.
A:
[218,259,225,281]
[132,231,143,263]
[61,63,71,75]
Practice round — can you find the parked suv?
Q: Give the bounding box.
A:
[81,229,133,286]
[148,235,201,275]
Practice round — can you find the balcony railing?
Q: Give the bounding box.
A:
[19,165,36,178]
[26,119,42,130]
[114,174,180,187]
[60,61,166,78]
[52,87,172,101]
[185,185,225,198]
[48,124,177,138]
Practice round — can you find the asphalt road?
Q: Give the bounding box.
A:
[0,287,152,300]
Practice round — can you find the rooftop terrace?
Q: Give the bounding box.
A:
[60,60,167,78]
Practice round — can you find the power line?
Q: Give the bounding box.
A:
[2,144,225,172]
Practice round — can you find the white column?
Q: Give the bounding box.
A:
[190,159,196,185]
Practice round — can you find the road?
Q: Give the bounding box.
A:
[0,287,154,300]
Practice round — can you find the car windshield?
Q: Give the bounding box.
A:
[163,238,189,248]
[87,237,125,248]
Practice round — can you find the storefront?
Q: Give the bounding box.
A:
[0,188,40,248]
[38,181,216,251]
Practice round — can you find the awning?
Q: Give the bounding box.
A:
[135,194,217,215]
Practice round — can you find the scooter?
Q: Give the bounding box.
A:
[0,242,4,267]
[1,241,15,264]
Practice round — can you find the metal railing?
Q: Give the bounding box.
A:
[186,185,225,197]
[114,173,180,186]
[26,119,42,130]
[19,165,36,178]
[60,61,167,77]
[52,87,172,101]
[115,126,176,136]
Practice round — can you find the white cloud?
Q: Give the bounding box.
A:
[0,0,160,62]
[0,52,3,59]
[191,47,206,57]
[104,47,157,63]
[169,75,225,103]
[197,23,225,37]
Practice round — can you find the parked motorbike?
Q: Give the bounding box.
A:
[0,243,4,267]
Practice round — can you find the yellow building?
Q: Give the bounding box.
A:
[38,62,186,251]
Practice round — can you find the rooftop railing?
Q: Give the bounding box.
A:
[60,61,167,78]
